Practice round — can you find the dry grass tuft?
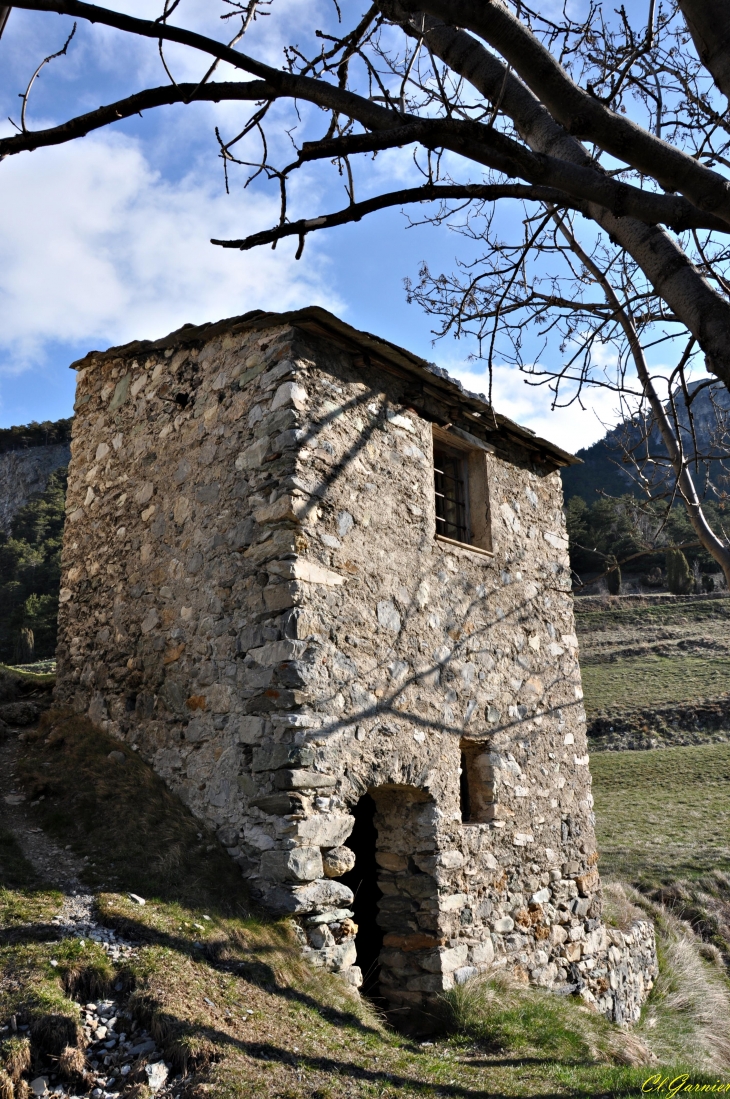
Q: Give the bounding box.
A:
[174,1035,220,1075]
[1,1038,30,1082]
[0,1069,14,1099]
[654,934,730,1068]
[119,1085,150,1099]
[623,887,730,1069]
[602,881,646,930]
[60,956,114,1001]
[58,1045,86,1079]
[29,1015,81,1059]
[698,942,725,967]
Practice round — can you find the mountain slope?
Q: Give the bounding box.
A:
[561,381,730,503]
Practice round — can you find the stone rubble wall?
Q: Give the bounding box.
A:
[55,314,656,1025]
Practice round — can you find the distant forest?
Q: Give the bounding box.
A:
[0,467,66,663]
[0,418,72,455]
[561,382,730,590]
[565,493,728,589]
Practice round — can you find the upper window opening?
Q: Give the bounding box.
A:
[432,425,493,555]
[434,448,469,544]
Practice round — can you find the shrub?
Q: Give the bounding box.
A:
[606,557,622,595]
[666,547,693,594]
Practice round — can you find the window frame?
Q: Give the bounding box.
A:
[431,424,493,556]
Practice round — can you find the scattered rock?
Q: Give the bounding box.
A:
[0,701,41,726]
[128,893,146,906]
[145,1063,169,1092]
[107,751,126,764]
[321,846,356,878]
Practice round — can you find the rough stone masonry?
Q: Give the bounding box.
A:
[55,306,657,1026]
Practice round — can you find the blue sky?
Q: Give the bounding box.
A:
[0,1,631,447]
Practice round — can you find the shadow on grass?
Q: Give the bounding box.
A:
[0,824,43,889]
[108,908,383,1037]
[4,713,381,1037]
[0,825,65,940]
[127,1016,652,1099]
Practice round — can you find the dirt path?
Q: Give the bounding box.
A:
[0,727,84,890]
[1,727,171,1099]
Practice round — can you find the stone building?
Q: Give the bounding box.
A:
[56,307,656,1026]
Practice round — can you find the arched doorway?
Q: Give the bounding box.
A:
[337,794,383,997]
[340,784,439,1022]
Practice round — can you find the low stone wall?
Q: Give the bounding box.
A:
[557,918,658,1025]
[603,920,658,1025]
[588,695,730,751]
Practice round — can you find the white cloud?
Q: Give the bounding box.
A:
[0,133,339,368]
[441,360,623,452]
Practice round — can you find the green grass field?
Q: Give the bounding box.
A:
[574,596,730,719]
[581,655,730,715]
[591,742,730,883]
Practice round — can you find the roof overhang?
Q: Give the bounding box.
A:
[71,305,580,467]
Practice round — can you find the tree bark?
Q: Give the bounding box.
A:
[678,0,730,101]
[408,0,730,225]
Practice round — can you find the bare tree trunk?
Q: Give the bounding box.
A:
[678,0,730,101]
[552,211,730,589]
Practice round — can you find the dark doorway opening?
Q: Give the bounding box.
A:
[339,793,383,998]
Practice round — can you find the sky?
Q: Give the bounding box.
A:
[0,1,631,450]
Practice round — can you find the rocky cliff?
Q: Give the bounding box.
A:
[0,420,71,532]
[562,381,730,502]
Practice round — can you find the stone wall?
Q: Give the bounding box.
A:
[55,309,656,1026]
[0,441,70,531]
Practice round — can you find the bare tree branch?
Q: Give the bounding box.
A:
[0,81,274,158]
[399,0,730,225]
[212,182,588,251]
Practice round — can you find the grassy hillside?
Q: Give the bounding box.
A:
[575,596,730,749]
[581,654,730,714]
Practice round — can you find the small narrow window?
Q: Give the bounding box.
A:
[432,425,493,554]
[434,447,469,544]
[459,751,471,822]
[460,740,497,823]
